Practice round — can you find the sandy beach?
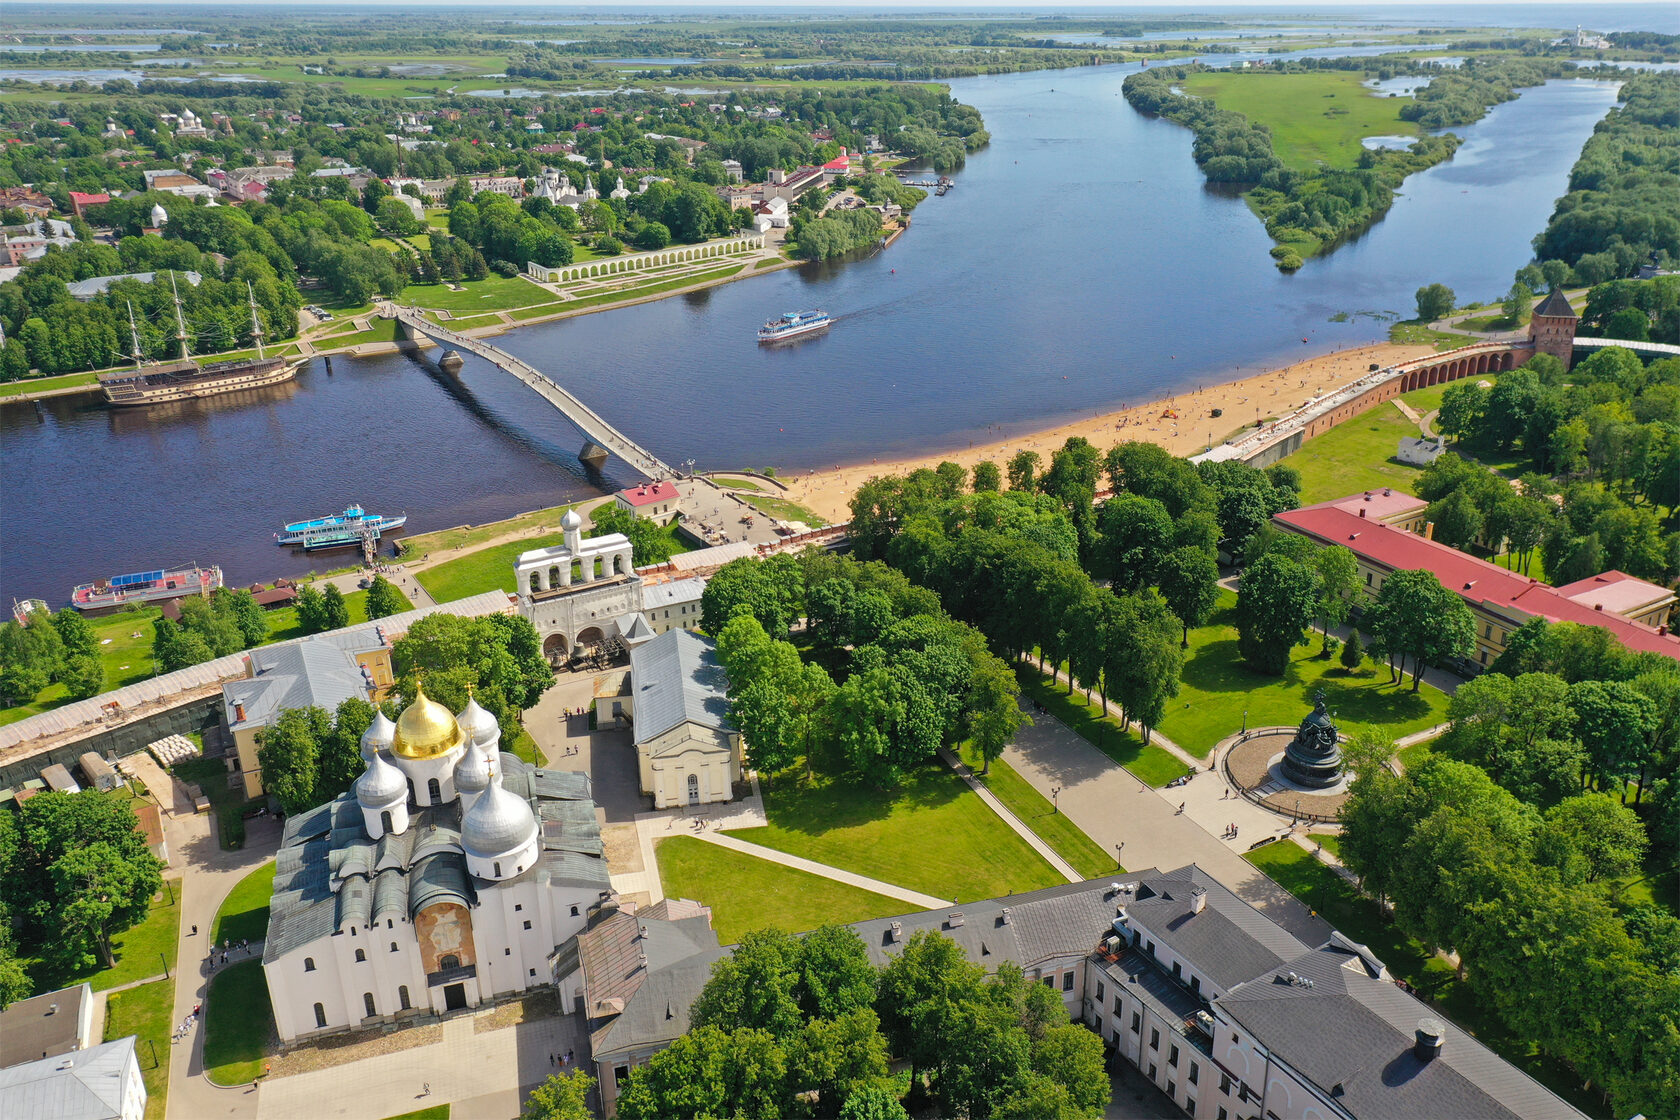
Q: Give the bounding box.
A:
[786,341,1435,522]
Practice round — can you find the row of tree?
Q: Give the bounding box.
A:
[0,607,105,705]
[616,923,1108,1120]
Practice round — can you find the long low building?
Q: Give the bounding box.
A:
[1275,491,1680,668]
[570,864,1587,1119]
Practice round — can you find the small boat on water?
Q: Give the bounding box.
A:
[71,565,222,614]
[758,309,831,344]
[277,505,408,551]
[11,598,49,624]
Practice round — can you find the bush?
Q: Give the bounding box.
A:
[1341,629,1364,671]
[217,803,245,849]
[488,259,519,277]
[1275,252,1303,272]
[595,236,624,256]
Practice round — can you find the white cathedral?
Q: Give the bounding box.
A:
[260,687,610,1043]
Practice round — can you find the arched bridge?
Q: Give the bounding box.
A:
[389,306,672,479]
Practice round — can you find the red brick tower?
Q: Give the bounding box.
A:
[1529,288,1578,369]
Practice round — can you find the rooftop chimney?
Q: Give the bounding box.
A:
[234,702,246,723]
[1359,507,1367,518]
[1414,1017,1445,1063]
[1424,521,1436,541]
[1000,907,1012,925]
[1190,887,1208,915]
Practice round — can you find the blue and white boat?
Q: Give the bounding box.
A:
[757,309,831,343]
[276,505,407,551]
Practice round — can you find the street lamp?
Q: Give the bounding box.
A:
[1115,842,1125,870]
[1242,708,1248,734]
[1051,786,1061,814]
[159,951,169,981]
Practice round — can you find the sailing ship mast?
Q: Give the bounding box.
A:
[127,301,145,368]
[246,281,266,361]
[170,273,190,362]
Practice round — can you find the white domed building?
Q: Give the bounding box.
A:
[261,685,609,1043]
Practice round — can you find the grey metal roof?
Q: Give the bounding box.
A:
[1123,867,1310,991]
[224,640,372,732]
[1219,945,1587,1119]
[0,1036,141,1120]
[641,576,707,611]
[65,270,201,299]
[580,908,725,1060]
[372,868,407,922]
[409,852,474,917]
[627,629,733,744]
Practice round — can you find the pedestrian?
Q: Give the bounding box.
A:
[191,924,198,936]
[423,1083,431,1097]
[549,1053,555,1066]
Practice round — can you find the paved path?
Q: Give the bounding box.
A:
[256,1011,584,1120]
[939,748,1081,883]
[1001,704,1332,947]
[619,780,768,904]
[691,831,950,910]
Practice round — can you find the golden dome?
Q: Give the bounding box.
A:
[391,682,464,760]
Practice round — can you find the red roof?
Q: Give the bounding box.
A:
[1274,499,1680,660]
[617,480,678,508]
[822,153,850,171]
[69,191,110,206]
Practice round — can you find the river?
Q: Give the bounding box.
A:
[0,62,1623,604]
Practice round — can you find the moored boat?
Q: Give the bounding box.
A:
[100,279,303,407]
[71,565,222,614]
[758,309,831,344]
[276,505,408,551]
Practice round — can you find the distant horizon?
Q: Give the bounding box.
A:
[7,0,1676,9]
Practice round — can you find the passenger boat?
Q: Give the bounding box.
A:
[757,309,831,344]
[71,565,223,614]
[99,279,303,407]
[11,598,48,624]
[276,505,408,551]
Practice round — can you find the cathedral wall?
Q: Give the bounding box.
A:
[415,901,478,974]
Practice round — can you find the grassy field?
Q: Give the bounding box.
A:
[416,532,566,602]
[399,503,581,559]
[402,275,553,315]
[0,371,100,398]
[104,978,173,1119]
[727,764,1064,901]
[383,1108,451,1120]
[1,606,163,726]
[1154,593,1451,757]
[1015,668,1192,786]
[1390,321,1473,350]
[656,835,910,944]
[713,476,765,491]
[1285,399,1426,504]
[1246,840,1595,1114]
[26,877,182,994]
[204,959,275,1086]
[1180,70,1419,172]
[212,862,276,946]
[957,745,1118,878]
[744,493,830,527]
[315,317,400,352]
[261,585,411,644]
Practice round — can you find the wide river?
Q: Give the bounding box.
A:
[0,60,1623,603]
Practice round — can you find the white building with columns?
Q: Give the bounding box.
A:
[517,509,647,663]
[261,687,610,1043]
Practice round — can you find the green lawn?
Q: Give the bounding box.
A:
[383,1108,451,1120]
[1390,321,1471,350]
[401,276,552,315]
[1246,840,1598,1115]
[744,494,830,528]
[714,477,764,491]
[1155,594,1450,758]
[1015,668,1191,787]
[727,764,1064,902]
[26,878,181,995]
[262,586,411,644]
[212,862,276,946]
[400,503,580,560]
[957,745,1118,879]
[1309,831,1344,859]
[316,317,399,352]
[103,978,173,1120]
[416,532,566,602]
[1285,400,1424,505]
[1,607,162,726]
[1180,70,1420,172]
[0,371,99,398]
[204,959,275,1086]
[657,835,910,944]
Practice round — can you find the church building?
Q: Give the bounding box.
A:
[261,686,610,1043]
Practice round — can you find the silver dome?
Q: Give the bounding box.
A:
[454,737,492,798]
[356,750,407,805]
[561,508,583,531]
[457,694,499,747]
[461,773,537,859]
[360,710,396,759]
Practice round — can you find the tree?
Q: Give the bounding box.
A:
[1502,281,1533,325]
[836,1083,909,1120]
[1006,450,1039,491]
[616,1025,793,1120]
[0,609,65,704]
[1570,678,1657,794]
[256,706,333,813]
[294,585,328,634]
[1094,495,1172,592]
[60,653,104,701]
[700,556,806,637]
[1234,554,1319,675]
[967,653,1027,774]
[1540,793,1648,882]
[1424,490,1484,552]
[1341,628,1364,671]
[319,697,375,804]
[219,589,268,649]
[320,585,351,631]
[5,792,163,973]
[972,461,1002,493]
[364,575,405,620]
[521,1070,594,1120]
[789,1008,892,1115]
[690,928,805,1040]
[1313,544,1360,653]
[590,503,682,565]
[1363,569,1476,691]
[1416,282,1456,322]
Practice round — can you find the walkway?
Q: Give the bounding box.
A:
[389,306,673,479]
[940,748,1080,883]
[691,831,951,910]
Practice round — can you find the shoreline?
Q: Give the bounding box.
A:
[780,340,1437,523]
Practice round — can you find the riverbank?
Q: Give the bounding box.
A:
[784,341,1435,522]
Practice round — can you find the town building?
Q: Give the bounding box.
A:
[67,192,110,218]
[1529,288,1579,367]
[0,1036,146,1120]
[0,983,95,1069]
[613,481,680,525]
[262,689,610,1043]
[517,510,641,663]
[624,629,741,809]
[468,175,525,198]
[65,271,203,301]
[639,574,707,636]
[1275,491,1680,668]
[223,629,396,798]
[576,868,1589,1119]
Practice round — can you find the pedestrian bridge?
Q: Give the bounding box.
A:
[389,306,672,479]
